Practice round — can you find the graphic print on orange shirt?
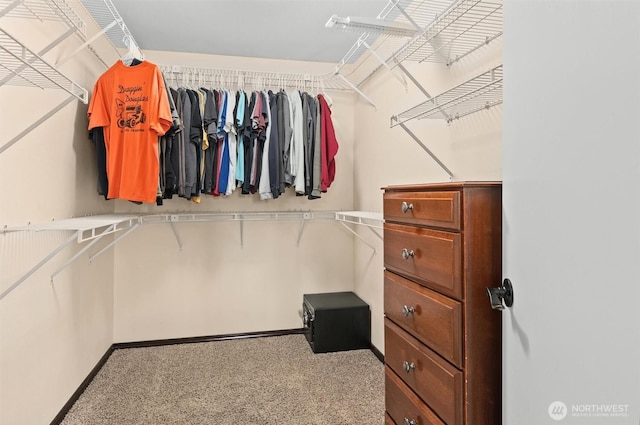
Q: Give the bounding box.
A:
[115,98,146,129]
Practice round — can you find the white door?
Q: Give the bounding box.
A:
[503,1,640,424]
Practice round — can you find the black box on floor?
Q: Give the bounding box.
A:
[302,291,371,353]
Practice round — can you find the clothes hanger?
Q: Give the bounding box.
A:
[121,35,143,66]
[319,78,333,107]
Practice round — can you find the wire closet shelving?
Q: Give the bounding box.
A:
[0,211,384,301]
[391,64,502,126]
[325,0,503,179]
[0,0,142,154]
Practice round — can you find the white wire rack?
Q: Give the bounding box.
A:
[2,213,140,240]
[139,211,337,225]
[390,0,503,66]
[0,0,86,38]
[335,211,383,229]
[160,65,353,92]
[333,0,456,86]
[391,64,502,125]
[0,210,383,300]
[0,0,88,99]
[331,0,502,87]
[77,0,136,50]
[0,0,143,154]
[0,28,88,100]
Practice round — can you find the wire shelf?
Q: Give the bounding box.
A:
[335,211,383,229]
[331,0,502,87]
[333,0,456,85]
[0,28,88,102]
[390,0,503,66]
[159,65,353,92]
[391,64,502,125]
[78,0,137,50]
[0,0,86,38]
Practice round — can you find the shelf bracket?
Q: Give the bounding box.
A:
[335,73,376,109]
[395,63,451,121]
[0,95,77,155]
[360,39,407,90]
[296,218,307,247]
[88,223,140,263]
[239,219,244,248]
[50,224,116,282]
[0,27,77,87]
[169,221,183,250]
[337,222,377,254]
[56,17,119,66]
[0,231,79,301]
[397,122,453,180]
[367,226,383,241]
[387,0,422,31]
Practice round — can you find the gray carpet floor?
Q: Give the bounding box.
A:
[61,334,385,425]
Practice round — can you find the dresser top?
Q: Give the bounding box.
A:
[383,181,501,192]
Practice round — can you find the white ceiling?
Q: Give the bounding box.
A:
[111,0,389,64]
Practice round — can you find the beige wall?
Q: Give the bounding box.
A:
[0,15,118,425]
[0,14,503,423]
[110,50,357,342]
[352,42,504,353]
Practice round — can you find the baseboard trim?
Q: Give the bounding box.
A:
[370,343,384,363]
[112,328,306,350]
[50,346,115,425]
[51,329,305,423]
[51,328,375,424]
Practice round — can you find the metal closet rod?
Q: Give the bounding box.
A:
[160,65,349,91]
[159,65,378,107]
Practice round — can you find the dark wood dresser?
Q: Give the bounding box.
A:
[383,182,502,425]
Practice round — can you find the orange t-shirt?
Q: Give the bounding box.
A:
[88,60,172,203]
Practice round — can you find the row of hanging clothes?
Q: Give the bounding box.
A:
[160,70,340,204]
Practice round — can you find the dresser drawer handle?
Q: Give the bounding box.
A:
[403,418,417,425]
[401,248,415,260]
[401,202,414,213]
[401,305,415,317]
[402,361,416,373]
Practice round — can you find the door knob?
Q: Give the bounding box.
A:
[486,278,514,310]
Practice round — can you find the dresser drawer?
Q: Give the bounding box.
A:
[384,271,463,368]
[384,190,461,230]
[386,367,445,425]
[385,319,463,425]
[384,222,462,300]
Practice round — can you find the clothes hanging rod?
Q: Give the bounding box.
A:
[159,65,352,91]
